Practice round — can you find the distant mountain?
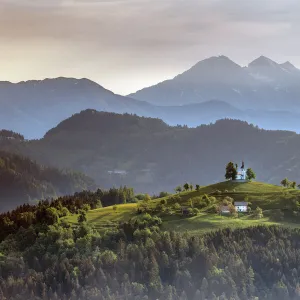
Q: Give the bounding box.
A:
[0,149,95,211]
[4,110,300,194]
[129,55,300,111]
[0,77,154,139]
[3,75,300,138]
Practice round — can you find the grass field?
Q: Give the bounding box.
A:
[64,181,300,234]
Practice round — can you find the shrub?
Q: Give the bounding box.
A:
[270,210,284,221]
[168,195,181,204]
[135,194,146,200]
[78,210,87,223]
[186,208,194,215]
[253,207,263,219]
[190,196,202,205]
[208,204,219,214]
[165,207,174,216]
[128,197,139,203]
[61,207,70,217]
[202,194,211,206]
[155,203,166,212]
[193,208,200,215]
[209,196,217,203]
[223,196,234,204]
[159,191,170,198]
[198,201,208,209]
[160,199,167,205]
[174,203,181,210]
[82,204,91,212]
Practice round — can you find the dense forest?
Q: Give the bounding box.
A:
[2,110,300,193]
[1,194,300,299]
[0,129,24,141]
[0,150,95,211]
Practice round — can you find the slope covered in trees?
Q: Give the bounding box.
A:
[1,197,300,300]
[3,110,300,193]
[0,151,95,211]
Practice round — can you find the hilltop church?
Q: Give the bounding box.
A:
[236,161,246,181]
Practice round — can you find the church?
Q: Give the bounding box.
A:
[236,161,246,180]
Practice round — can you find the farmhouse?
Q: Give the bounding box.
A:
[234,202,248,212]
[220,205,230,214]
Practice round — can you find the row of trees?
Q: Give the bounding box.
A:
[281,178,300,189]
[175,183,201,193]
[0,186,135,242]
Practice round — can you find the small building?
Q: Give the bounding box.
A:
[234,202,248,212]
[236,169,246,180]
[236,161,246,180]
[108,170,127,176]
[220,205,230,214]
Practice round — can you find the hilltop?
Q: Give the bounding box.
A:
[65,181,300,234]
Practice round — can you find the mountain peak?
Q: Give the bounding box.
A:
[281,61,298,71]
[197,55,241,67]
[175,55,243,83]
[248,56,279,68]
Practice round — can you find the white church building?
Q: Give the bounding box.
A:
[236,161,246,181]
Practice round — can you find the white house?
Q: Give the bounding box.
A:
[234,202,248,212]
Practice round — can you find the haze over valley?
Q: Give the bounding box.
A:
[3,1,300,299]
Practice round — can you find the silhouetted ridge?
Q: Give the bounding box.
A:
[45,110,169,137]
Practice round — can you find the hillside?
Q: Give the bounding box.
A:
[3,110,300,193]
[0,150,95,211]
[65,181,300,234]
[3,193,300,299]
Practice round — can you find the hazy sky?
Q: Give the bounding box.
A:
[1,0,300,95]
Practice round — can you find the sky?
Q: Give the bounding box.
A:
[0,0,300,95]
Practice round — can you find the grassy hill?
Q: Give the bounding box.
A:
[65,181,300,234]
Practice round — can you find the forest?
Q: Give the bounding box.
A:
[0,150,95,211]
[2,110,300,193]
[1,191,300,300]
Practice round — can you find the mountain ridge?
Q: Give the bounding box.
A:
[2,110,300,194]
[129,55,300,110]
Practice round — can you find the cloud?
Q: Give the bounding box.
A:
[0,0,299,94]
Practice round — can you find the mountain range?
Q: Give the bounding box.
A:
[2,110,300,194]
[129,55,300,110]
[1,56,300,138]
